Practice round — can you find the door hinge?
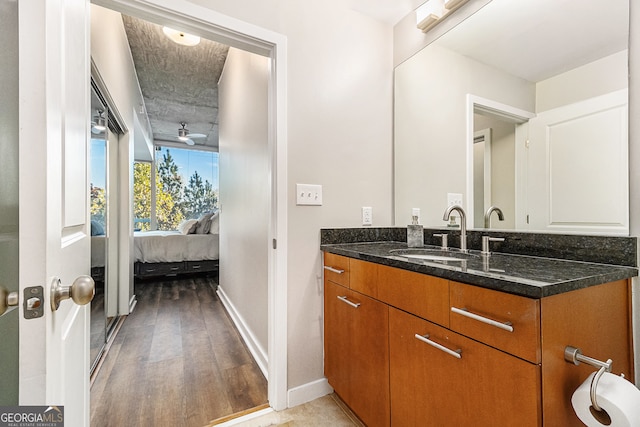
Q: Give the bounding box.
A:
[272,238,277,249]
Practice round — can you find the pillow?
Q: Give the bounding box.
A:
[178,218,198,235]
[209,212,219,234]
[91,220,105,236]
[195,211,215,234]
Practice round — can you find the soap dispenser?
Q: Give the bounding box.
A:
[407,215,424,248]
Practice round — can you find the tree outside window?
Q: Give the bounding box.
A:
[133,146,219,231]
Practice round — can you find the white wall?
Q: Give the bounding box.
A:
[218,47,270,369]
[536,50,628,112]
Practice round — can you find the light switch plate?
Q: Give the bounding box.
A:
[296,184,323,206]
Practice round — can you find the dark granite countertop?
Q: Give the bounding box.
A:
[320,241,638,298]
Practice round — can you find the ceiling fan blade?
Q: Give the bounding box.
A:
[184,138,196,146]
[186,133,206,139]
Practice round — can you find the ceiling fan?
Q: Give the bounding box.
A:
[177,122,206,146]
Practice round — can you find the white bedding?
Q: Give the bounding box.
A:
[91,235,106,268]
[134,230,220,263]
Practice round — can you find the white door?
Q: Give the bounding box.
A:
[526,89,628,234]
[17,0,92,426]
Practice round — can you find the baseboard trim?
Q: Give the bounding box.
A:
[287,378,333,408]
[217,285,268,378]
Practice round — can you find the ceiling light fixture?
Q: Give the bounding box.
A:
[162,27,200,46]
[93,110,107,131]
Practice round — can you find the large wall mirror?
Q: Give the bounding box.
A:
[394,0,629,235]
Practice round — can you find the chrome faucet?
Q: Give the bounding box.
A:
[442,205,467,252]
[484,205,504,229]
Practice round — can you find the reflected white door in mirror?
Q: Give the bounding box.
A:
[467,88,628,235]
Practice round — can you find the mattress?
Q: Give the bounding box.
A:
[134,230,220,263]
[91,235,106,268]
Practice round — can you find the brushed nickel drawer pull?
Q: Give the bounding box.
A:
[415,334,462,359]
[324,266,345,274]
[451,306,514,332]
[337,295,360,308]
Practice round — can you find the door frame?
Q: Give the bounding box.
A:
[93,0,289,411]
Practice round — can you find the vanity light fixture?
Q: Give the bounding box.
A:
[162,26,200,47]
[93,110,106,132]
[416,0,469,33]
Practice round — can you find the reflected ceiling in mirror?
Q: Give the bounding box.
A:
[394,0,629,235]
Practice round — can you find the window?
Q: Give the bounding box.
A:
[90,138,107,236]
[134,146,219,231]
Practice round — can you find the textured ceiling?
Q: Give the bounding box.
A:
[122,15,229,149]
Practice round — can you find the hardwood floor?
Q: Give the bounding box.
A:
[90,275,267,427]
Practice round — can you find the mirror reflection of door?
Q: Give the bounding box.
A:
[0,0,19,405]
[90,86,109,371]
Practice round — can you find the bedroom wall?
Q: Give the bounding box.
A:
[217,48,270,367]
[186,0,394,400]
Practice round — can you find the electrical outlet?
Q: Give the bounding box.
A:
[362,207,373,226]
[296,184,322,206]
[447,193,463,208]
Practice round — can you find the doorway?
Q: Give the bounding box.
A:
[92,0,288,417]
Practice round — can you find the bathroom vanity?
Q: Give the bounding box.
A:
[321,234,637,427]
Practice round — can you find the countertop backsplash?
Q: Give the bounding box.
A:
[320,227,637,268]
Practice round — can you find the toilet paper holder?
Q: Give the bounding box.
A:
[564,346,613,412]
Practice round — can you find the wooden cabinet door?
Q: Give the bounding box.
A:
[324,279,351,400]
[325,280,390,427]
[390,307,542,427]
[347,290,390,427]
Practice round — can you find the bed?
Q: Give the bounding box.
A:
[134,212,220,278]
[91,235,106,281]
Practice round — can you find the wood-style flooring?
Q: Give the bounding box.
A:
[90,275,267,427]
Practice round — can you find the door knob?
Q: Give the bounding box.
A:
[0,285,19,316]
[50,275,95,311]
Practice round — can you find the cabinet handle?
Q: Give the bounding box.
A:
[337,295,360,308]
[324,266,345,274]
[415,334,462,359]
[451,306,514,332]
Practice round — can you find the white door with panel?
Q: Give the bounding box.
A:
[16,0,92,426]
[526,89,628,234]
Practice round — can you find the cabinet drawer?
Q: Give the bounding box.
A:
[378,265,449,327]
[323,253,350,287]
[137,262,183,276]
[185,260,218,272]
[350,259,378,298]
[450,282,541,363]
